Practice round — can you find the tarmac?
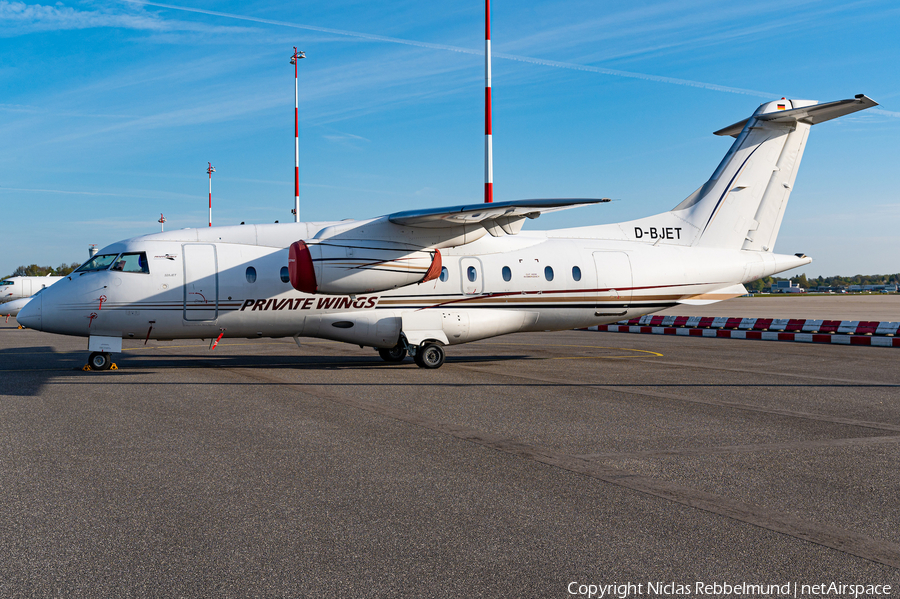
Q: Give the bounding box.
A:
[657,294,900,321]
[1,301,899,596]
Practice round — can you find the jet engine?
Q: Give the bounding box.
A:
[289,240,442,295]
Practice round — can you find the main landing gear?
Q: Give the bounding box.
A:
[377,341,446,369]
[86,351,116,371]
[378,345,408,363]
[413,343,445,369]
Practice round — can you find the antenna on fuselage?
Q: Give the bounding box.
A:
[291,48,306,222]
[484,0,493,204]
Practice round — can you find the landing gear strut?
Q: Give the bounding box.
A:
[88,351,113,371]
[378,345,408,363]
[413,343,445,369]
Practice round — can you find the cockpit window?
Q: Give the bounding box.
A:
[75,254,120,272]
[110,252,150,274]
[0,280,13,286]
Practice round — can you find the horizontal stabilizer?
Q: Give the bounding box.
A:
[714,95,878,137]
[758,94,878,124]
[389,198,609,234]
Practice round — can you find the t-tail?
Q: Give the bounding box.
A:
[623,94,878,250]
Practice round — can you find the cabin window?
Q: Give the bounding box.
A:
[280,266,290,284]
[246,267,257,283]
[544,266,554,281]
[439,267,449,282]
[110,252,149,274]
[502,266,512,282]
[467,266,477,282]
[572,266,582,282]
[75,253,119,272]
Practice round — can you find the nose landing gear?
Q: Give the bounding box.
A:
[85,351,116,371]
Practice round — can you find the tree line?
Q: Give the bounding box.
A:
[4,263,83,280]
[747,273,900,292]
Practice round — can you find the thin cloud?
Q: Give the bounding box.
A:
[0,0,253,36]
[0,185,198,201]
[0,45,475,156]
[0,186,125,197]
[31,48,472,146]
[492,52,772,98]
[117,0,900,112]
[0,1,166,32]
[72,219,167,228]
[323,132,371,143]
[122,0,775,98]
[0,102,137,118]
[504,0,851,59]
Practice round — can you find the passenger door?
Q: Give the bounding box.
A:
[183,244,219,322]
[592,251,632,315]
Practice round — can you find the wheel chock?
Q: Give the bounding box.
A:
[81,363,117,371]
[18,325,25,329]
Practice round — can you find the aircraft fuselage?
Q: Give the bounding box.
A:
[26,221,806,350]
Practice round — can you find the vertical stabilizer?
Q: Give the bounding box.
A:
[670,95,877,250]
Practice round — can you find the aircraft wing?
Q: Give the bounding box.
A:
[388,198,609,235]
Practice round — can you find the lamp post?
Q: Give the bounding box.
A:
[158,213,166,232]
[291,47,306,222]
[207,162,216,227]
[484,0,493,203]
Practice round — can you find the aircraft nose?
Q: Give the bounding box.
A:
[16,292,41,330]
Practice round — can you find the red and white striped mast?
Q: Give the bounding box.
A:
[206,162,216,227]
[291,47,306,222]
[207,162,215,227]
[484,0,493,203]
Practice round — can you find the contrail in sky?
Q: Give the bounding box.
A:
[122,0,775,98]
[491,52,773,97]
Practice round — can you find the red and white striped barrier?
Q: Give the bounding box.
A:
[586,317,900,347]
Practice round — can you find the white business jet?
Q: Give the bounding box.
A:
[2,288,46,321]
[0,274,63,304]
[18,94,877,370]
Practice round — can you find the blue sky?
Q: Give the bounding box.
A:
[1,0,898,278]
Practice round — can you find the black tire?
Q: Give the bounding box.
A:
[89,352,112,371]
[415,343,445,369]
[378,345,408,363]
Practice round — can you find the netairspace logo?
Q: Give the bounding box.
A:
[567,581,893,598]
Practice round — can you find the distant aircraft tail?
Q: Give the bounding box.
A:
[624,95,877,251]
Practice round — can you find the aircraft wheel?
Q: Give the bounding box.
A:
[89,352,112,371]
[378,345,407,363]
[414,343,445,369]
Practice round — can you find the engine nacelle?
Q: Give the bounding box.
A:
[289,240,442,295]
